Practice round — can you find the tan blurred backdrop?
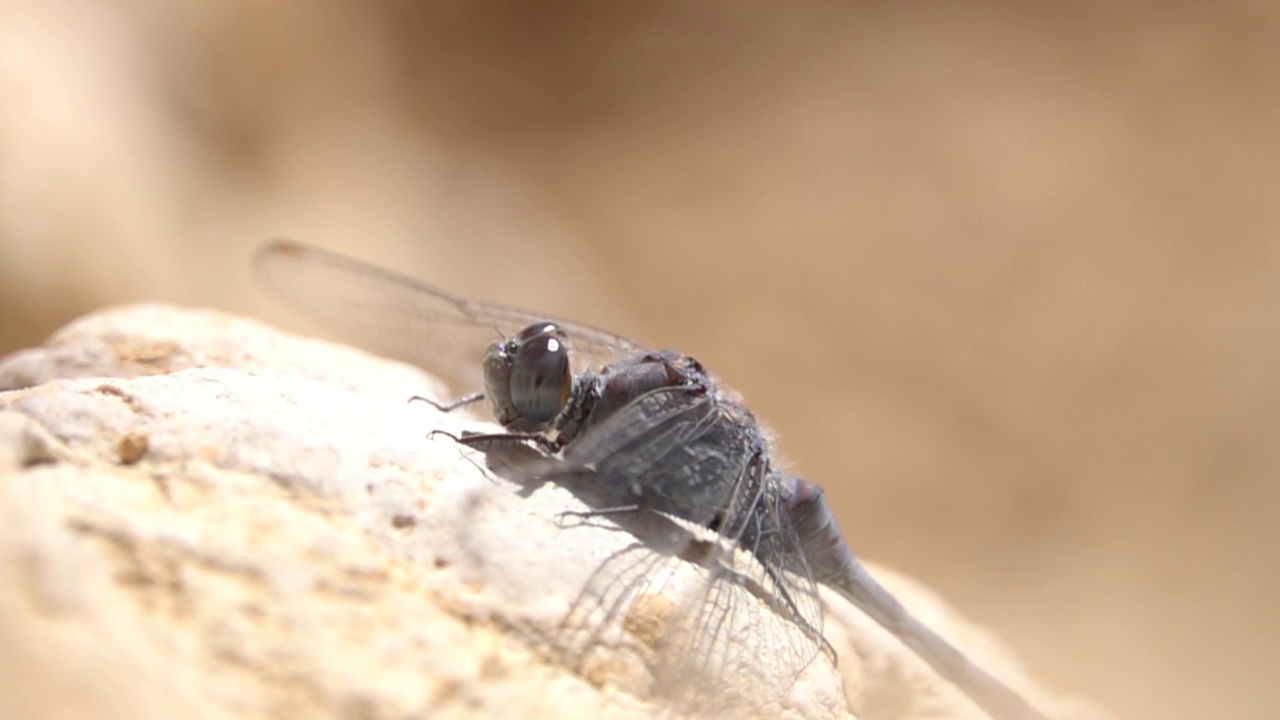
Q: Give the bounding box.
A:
[2,2,1278,719]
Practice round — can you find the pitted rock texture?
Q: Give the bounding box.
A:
[0,305,1100,720]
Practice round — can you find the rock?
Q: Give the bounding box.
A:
[0,304,1092,720]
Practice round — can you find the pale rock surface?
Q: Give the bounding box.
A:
[0,304,1097,720]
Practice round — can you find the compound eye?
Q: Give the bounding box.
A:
[509,324,571,424]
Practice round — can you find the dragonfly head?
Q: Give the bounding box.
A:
[482,322,572,431]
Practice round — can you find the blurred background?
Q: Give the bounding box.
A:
[3,2,1278,718]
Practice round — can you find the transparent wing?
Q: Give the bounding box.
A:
[540,387,823,715]
[254,239,648,394]
[555,534,820,717]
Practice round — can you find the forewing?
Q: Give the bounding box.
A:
[254,239,648,394]
[544,387,823,713]
[713,461,826,687]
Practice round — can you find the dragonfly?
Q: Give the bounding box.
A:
[254,239,1051,720]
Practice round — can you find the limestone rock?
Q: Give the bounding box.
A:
[0,304,1093,720]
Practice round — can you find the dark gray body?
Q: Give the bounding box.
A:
[555,347,1050,720]
[256,240,1052,720]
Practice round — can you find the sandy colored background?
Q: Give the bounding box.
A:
[2,2,1277,719]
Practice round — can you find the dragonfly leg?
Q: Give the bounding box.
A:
[410,391,486,413]
[554,504,644,528]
